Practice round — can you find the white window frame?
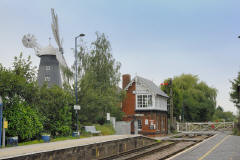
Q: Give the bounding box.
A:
[45,76,51,81]
[137,94,152,108]
[45,66,51,70]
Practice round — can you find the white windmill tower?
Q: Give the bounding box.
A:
[22,8,68,87]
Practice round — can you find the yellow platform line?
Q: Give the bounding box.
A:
[166,134,218,160]
[198,135,230,160]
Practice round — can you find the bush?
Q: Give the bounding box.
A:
[38,86,73,137]
[233,128,240,136]
[4,97,43,141]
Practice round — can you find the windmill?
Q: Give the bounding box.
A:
[22,8,68,87]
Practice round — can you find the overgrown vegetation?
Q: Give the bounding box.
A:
[161,74,217,122]
[212,106,236,122]
[95,124,115,135]
[0,33,124,143]
[64,32,125,124]
[230,72,240,135]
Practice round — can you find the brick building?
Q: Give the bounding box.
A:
[122,74,169,136]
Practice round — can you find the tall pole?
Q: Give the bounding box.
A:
[75,36,78,132]
[169,79,174,127]
[75,37,78,106]
[0,96,3,147]
[74,34,85,133]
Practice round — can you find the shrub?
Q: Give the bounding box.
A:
[4,97,43,141]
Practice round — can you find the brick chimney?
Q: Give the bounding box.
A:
[122,74,131,89]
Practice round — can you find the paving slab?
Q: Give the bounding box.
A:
[168,133,240,160]
[0,135,139,159]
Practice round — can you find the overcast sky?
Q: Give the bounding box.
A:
[1,0,240,114]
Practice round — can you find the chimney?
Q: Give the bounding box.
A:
[122,74,131,89]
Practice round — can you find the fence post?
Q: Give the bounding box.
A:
[177,122,179,132]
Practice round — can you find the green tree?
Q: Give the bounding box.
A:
[161,74,217,122]
[230,71,240,132]
[212,106,236,122]
[38,85,74,136]
[0,54,43,141]
[4,96,43,141]
[230,72,240,110]
[78,32,124,123]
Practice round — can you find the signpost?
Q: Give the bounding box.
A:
[0,96,3,147]
[107,113,110,121]
[74,105,81,134]
[74,105,81,110]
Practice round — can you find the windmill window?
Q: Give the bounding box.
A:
[45,76,51,81]
[46,66,51,70]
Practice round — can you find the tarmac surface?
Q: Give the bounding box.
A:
[0,135,138,159]
[168,132,240,160]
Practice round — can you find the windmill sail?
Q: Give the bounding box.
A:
[51,8,63,54]
[22,8,69,88]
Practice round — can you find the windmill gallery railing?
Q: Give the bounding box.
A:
[177,122,234,132]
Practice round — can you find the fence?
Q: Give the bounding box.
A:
[177,122,234,132]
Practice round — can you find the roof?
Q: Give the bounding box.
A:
[38,44,57,56]
[125,76,169,98]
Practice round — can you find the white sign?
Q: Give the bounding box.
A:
[107,113,110,121]
[74,105,81,110]
[134,114,144,117]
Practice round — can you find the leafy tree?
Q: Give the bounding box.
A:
[4,96,43,141]
[38,85,74,136]
[0,54,39,106]
[212,106,236,122]
[161,74,217,122]
[230,72,240,110]
[0,54,43,141]
[78,32,124,123]
[12,53,37,82]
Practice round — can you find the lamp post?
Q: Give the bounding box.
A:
[0,96,3,147]
[74,34,85,133]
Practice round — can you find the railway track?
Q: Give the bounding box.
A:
[100,141,177,160]
[100,134,213,160]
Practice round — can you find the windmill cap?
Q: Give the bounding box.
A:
[38,44,57,56]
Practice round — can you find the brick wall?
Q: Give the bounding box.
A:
[122,82,136,117]
[7,136,156,160]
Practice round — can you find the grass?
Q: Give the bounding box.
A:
[233,128,240,136]
[95,123,115,135]
[16,123,115,147]
[156,140,161,143]
[18,139,44,146]
[17,135,91,146]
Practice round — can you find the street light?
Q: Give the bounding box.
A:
[74,34,85,134]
